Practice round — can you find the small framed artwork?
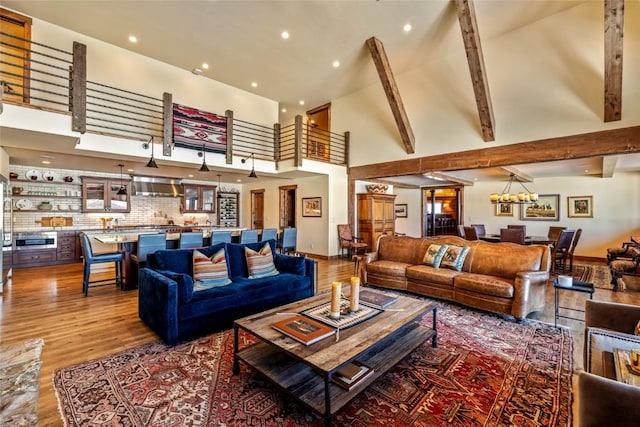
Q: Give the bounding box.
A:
[394,204,408,218]
[520,194,560,221]
[302,197,322,217]
[495,203,513,217]
[567,195,593,218]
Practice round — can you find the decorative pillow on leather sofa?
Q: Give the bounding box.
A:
[440,245,470,271]
[245,243,279,279]
[423,244,448,267]
[193,249,232,290]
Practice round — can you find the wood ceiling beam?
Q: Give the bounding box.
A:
[601,155,618,178]
[349,125,640,180]
[366,37,415,154]
[427,172,475,186]
[604,0,624,122]
[454,0,495,142]
[500,166,533,182]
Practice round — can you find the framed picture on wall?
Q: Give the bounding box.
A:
[302,197,322,217]
[495,203,513,216]
[567,195,593,218]
[519,194,560,221]
[394,204,408,218]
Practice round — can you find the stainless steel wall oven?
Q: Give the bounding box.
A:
[14,232,57,250]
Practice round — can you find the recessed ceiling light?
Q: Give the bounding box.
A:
[202,63,209,69]
[127,168,134,172]
[192,68,203,75]
[281,31,289,39]
[403,23,412,33]
[236,179,242,182]
[188,174,194,178]
[128,35,138,43]
[41,160,51,165]
[299,100,305,106]
[584,169,589,173]
[251,82,258,88]
[281,108,287,113]
[333,60,340,68]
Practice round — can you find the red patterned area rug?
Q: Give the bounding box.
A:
[53,303,573,427]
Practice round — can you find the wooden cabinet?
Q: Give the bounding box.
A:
[182,185,216,213]
[218,192,239,227]
[13,249,57,266]
[357,193,396,251]
[81,177,131,213]
[57,231,78,261]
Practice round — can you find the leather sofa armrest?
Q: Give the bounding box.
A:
[585,300,640,333]
[510,271,549,319]
[577,371,640,427]
[363,252,378,263]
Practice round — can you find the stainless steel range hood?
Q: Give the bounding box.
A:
[132,176,183,197]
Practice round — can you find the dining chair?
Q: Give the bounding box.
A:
[337,224,368,258]
[457,225,466,238]
[507,224,526,235]
[211,231,232,244]
[500,228,525,244]
[130,233,166,286]
[277,227,297,255]
[240,229,259,244]
[547,226,567,242]
[551,229,575,273]
[79,232,124,296]
[260,228,278,242]
[471,224,486,236]
[567,228,582,272]
[179,232,204,249]
[463,226,479,241]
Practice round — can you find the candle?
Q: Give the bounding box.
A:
[350,277,360,311]
[330,282,342,319]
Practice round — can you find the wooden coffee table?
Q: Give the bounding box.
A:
[233,291,438,426]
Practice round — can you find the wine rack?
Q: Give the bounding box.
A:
[217,192,239,227]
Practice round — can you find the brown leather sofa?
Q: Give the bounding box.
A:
[362,235,551,320]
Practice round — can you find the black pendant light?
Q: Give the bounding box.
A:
[145,135,158,168]
[217,174,223,199]
[241,153,258,178]
[116,164,127,196]
[199,144,210,172]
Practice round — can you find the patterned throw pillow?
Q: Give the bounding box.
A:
[423,244,448,268]
[440,245,471,271]
[245,243,279,279]
[193,249,231,290]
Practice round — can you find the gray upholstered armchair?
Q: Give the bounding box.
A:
[579,300,640,427]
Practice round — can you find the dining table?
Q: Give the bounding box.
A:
[478,234,555,245]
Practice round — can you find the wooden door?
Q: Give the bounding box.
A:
[279,185,297,229]
[0,8,32,103]
[251,189,264,230]
[306,103,330,161]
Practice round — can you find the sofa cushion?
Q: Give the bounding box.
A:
[151,243,226,275]
[274,254,306,276]
[367,260,412,277]
[406,264,461,286]
[245,243,279,279]
[423,244,448,267]
[454,273,514,298]
[193,249,232,290]
[469,243,545,279]
[178,273,310,321]
[440,245,470,271]
[227,240,277,278]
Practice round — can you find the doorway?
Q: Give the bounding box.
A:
[423,187,463,236]
[279,185,297,229]
[0,8,32,103]
[306,103,331,161]
[250,189,264,230]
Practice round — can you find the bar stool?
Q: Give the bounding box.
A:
[79,233,124,296]
[240,229,259,244]
[179,232,204,249]
[130,233,166,286]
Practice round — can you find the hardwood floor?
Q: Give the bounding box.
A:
[1,258,639,426]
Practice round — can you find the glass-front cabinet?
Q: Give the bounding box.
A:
[182,185,216,213]
[82,177,131,213]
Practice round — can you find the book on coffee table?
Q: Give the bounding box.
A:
[332,361,374,390]
[359,289,397,309]
[272,315,336,346]
[613,348,640,386]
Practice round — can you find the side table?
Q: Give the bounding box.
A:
[554,279,594,327]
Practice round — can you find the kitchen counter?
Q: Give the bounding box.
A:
[13,225,247,238]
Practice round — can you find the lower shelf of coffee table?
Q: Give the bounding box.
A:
[237,322,436,416]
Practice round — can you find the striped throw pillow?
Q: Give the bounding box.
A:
[245,243,279,279]
[193,249,231,290]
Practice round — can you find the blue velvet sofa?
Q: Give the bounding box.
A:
[138,239,315,345]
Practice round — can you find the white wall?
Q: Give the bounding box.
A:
[394,187,422,237]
